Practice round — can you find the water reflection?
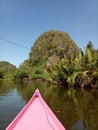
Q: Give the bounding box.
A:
[70,120,87,130]
[0,80,98,130]
[0,81,26,130]
[0,80,15,96]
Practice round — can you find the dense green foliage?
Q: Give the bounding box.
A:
[21,30,79,80]
[0,30,98,89]
[29,30,79,66]
[0,61,17,80]
[46,42,98,88]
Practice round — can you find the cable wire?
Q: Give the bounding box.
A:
[0,36,30,50]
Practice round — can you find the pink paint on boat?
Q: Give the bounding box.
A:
[6,89,66,130]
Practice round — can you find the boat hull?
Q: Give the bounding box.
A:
[6,89,65,130]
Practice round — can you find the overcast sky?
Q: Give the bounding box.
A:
[0,0,97,67]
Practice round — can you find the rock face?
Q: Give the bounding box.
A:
[20,30,80,80]
[29,30,79,66]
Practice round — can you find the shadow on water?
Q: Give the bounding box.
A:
[0,80,98,130]
[69,120,87,130]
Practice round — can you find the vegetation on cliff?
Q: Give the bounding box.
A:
[18,30,79,80]
[0,61,17,80]
[0,30,98,88]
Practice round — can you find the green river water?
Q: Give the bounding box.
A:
[0,80,98,130]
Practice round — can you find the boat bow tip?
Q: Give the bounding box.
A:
[34,89,40,97]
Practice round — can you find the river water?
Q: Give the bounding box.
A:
[0,80,98,130]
